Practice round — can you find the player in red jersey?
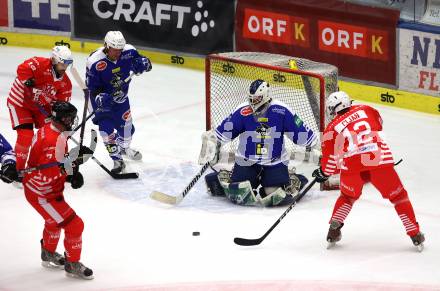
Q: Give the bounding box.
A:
[6,46,73,178]
[312,91,425,251]
[24,101,93,280]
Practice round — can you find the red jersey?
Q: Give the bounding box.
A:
[7,57,72,113]
[320,105,394,175]
[24,123,69,198]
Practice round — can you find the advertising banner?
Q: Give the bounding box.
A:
[72,0,234,55]
[399,27,440,97]
[0,0,8,27]
[236,0,399,85]
[13,0,71,31]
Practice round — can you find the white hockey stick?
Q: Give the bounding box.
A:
[150,162,210,205]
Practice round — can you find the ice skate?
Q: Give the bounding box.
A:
[411,232,425,252]
[65,260,94,280]
[121,147,142,161]
[40,240,65,269]
[111,159,126,174]
[326,220,344,249]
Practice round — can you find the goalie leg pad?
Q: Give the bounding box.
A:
[259,187,294,207]
[220,180,258,206]
[205,172,225,196]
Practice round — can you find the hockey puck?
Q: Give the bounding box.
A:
[192,231,200,236]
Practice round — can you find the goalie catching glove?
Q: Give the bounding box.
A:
[198,130,221,166]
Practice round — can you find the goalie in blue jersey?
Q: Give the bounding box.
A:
[199,79,317,207]
[86,31,152,174]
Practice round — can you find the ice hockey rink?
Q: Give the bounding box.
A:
[0,46,439,291]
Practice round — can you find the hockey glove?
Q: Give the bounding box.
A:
[68,145,94,166]
[1,161,18,183]
[131,57,152,75]
[312,168,329,183]
[198,130,220,166]
[95,93,113,110]
[66,171,84,189]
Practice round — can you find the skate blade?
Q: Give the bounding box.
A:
[416,243,424,252]
[65,272,94,280]
[326,241,336,249]
[41,261,64,270]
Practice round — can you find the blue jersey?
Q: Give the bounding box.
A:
[86,44,142,103]
[215,100,317,166]
[0,134,16,165]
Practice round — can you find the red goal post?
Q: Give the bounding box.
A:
[205,52,338,163]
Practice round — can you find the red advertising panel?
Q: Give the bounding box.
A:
[0,0,8,27]
[242,8,310,47]
[236,0,399,85]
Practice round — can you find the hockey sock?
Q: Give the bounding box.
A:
[42,226,61,253]
[390,190,420,236]
[63,215,84,262]
[15,128,34,171]
[329,193,356,224]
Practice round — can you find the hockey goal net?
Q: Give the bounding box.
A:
[206,52,338,164]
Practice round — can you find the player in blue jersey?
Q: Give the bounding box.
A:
[199,79,317,206]
[86,31,152,173]
[0,134,18,184]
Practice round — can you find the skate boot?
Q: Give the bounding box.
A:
[121,147,142,161]
[326,220,344,249]
[111,159,126,174]
[410,232,425,252]
[40,240,65,269]
[65,260,94,280]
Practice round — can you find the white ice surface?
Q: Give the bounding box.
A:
[0,47,439,291]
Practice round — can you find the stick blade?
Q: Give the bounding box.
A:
[233,237,262,246]
[150,191,182,205]
[110,172,139,180]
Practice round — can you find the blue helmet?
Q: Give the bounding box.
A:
[248,79,270,112]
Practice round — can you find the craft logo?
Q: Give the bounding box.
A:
[93,0,215,38]
[222,63,235,74]
[0,37,7,45]
[380,92,395,103]
[54,39,70,48]
[171,55,185,65]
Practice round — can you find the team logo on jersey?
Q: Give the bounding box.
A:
[96,61,107,71]
[256,123,271,139]
[240,106,253,116]
[122,109,132,121]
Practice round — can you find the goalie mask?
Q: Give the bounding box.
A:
[248,79,270,112]
[326,91,351,116]
[51,101,78,131]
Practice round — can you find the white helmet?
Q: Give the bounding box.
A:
[327,91,351,116]
[248,79,270,112]
[51,45,73,65]
[104,31,126,50]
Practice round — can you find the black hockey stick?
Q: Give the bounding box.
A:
[73,70,91,178]
[150,162,210,204]
[234,178,317,246]
[69,136,139,180]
